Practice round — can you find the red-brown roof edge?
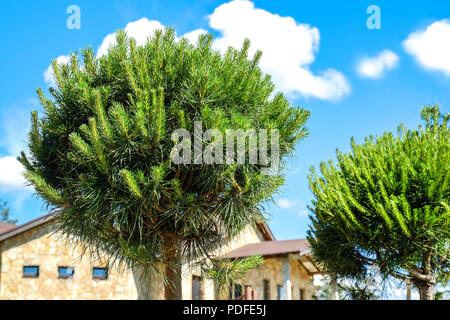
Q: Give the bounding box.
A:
[0,221,17,235]
[0,212,58,242]
[223,238,311,259]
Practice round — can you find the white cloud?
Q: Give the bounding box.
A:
[43,55,71,85]
[0,156,28,191]
[207,0,350,101]
[96,18,165,57]
[403,19,450,75]
[357,50,399,79]
[277,198,298,209]
[96,18,205,58]
[181,29,208,44]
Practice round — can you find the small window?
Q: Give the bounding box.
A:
[23,266,39,278]
[263,280,270,300]
[277,285,283,300]
[192,276,202,300]
[92,267,108,280]
[299,288,305,300]
[58,267,74,279]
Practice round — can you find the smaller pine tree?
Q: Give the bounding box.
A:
[307,106,449,300]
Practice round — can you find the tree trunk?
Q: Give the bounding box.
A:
[406,279,412,300]
[416,280,435,300]
[162,233,182,300]
[413,251,435,300]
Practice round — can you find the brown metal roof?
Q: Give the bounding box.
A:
[0,221,16,235]
[223,238,310,259]
[0,213,57,242]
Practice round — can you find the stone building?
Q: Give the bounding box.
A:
[0,214,320,300]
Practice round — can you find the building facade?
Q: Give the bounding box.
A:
[0,214,319,300]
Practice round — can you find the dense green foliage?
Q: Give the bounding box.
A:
[19,28,309,295]
[307,106,449,299]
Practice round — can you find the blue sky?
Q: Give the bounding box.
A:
[0,0,449,259]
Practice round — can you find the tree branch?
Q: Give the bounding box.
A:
[406,268,435,283]
[390,270,410,281]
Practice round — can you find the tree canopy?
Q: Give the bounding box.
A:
[19,28,309,298]
[307,106,449,300]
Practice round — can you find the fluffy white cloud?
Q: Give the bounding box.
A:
[403,19,450,75]
[277,198,298,209]
[96,18,165,57]
[43,55,71,85]
[181,29,208,44]
[96,18,205,57]
[357,50,399,79]
[207,0,350,100]
[0,156,28,191]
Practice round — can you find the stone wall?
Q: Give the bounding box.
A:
[0,221,138,299]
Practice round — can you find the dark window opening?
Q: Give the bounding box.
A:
[58,267,74,279]
[23,266,39,278]
[192,276,202,300]
[299,289,305,300]
[263,280,270,300]
[92,267,108,280]
[234,284,242,298]
[228,282,243,299]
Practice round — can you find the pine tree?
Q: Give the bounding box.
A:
[19,28,309,299]
[307,106,449,300]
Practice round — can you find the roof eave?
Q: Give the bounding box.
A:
[0,213,57,242]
